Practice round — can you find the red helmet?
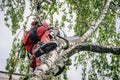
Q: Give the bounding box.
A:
[31,21,39,27]
[41,21,49,27]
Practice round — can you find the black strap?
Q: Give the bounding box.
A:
[29,28,40,44]
[23,27,39,46]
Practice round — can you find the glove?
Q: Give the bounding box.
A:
[49,31,55,38]
[37,2,43,11]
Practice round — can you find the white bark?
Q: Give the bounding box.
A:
[80,0,112,42]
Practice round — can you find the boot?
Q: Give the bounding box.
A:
[34,41,57,57]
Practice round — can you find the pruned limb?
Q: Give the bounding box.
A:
[65,43,120,58]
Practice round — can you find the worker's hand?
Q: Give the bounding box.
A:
[49,27,60,39]
[37,2,42,10]
[49,31,55,39]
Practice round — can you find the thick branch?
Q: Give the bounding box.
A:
[65,43,120,58]
[80,0,112,42]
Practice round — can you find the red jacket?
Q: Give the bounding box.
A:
[23,26,51,53]
[23,26,51,71]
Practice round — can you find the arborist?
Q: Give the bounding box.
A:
[22,20,60,72]
[22,0,69,75]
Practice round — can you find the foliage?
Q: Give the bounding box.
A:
[0,0,120,80]
[0,0,25,34]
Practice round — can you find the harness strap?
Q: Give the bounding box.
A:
[23,26,45,46]
[29,28,40,44]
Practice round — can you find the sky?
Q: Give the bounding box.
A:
[0,11,13,71]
